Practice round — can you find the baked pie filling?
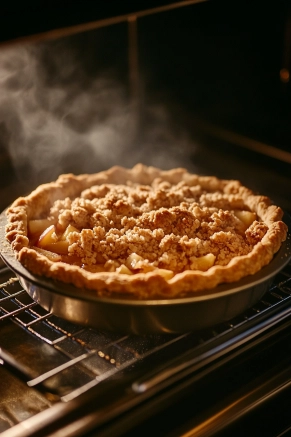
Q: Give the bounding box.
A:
[4,164,288,298]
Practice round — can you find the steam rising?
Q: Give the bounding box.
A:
[0,35,196,193]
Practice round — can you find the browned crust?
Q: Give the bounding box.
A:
[5,164,288,298]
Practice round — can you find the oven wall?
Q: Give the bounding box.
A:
[138,1,291,152]
[0,0,290,213]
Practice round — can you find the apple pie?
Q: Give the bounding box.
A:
[4,164,288,298]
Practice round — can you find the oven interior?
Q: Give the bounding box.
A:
[0,1,291,436]
[0,0,291,213]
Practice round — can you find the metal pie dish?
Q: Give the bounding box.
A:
[0,210,290,334]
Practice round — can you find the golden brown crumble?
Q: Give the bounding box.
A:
[48,181,262,272]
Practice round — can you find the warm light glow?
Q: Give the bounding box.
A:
[280,68,290,83]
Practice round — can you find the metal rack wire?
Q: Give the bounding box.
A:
[0,262,291,432]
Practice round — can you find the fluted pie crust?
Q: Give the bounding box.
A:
[5,164,288,298]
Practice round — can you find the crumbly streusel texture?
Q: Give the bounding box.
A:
[5,164,288,298]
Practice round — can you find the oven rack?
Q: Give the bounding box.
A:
[0,262,291,432]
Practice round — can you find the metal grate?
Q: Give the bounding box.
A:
[0,262,291,432]
[0,270,189,402]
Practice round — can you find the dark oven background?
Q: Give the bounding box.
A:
[0,0,290,213]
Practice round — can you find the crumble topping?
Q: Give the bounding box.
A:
[47,180,264,273]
